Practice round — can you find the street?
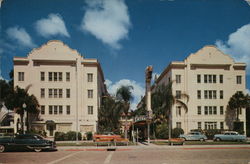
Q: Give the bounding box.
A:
[1,145,250,164]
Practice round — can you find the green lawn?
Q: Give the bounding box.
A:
[152,141,250,145]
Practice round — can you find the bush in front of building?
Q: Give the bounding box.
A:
[54,131,82,141]
[86,131,93,140]
[155,122,169,139]
[172,128,184,138]
[203,129,223,140]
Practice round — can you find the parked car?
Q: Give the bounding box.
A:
[213,131,247,142]
[179,132,207,141]
[0,134,56,152]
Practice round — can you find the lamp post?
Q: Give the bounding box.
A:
[22,103,26,134]
[145,66,153,145]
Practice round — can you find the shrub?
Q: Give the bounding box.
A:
[172,128,184,138]
[54,132,65,141]
[203,129,223,139]
[86,132,93,140]
[155,122,169,139]
[54,131,82,141]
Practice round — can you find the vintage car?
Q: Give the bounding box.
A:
[93,132,123,142]
[213,131,247,142]
[0,134,56,152]
[179,132,207,141]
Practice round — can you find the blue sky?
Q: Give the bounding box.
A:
[1,0,250,109]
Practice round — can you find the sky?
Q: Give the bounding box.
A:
[1,0,250,110]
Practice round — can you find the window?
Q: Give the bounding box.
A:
[220,106,224,115]
[49,89,53,98]
[213,106,217,115]
[220,122,224,129]
[198,122,202,129]
[49,106,53,114]
[88,90,93,98]
[204,75,208,83]
[197,106,201,115]
[205,122,217,130]
[236,76,242,84]
[176,75,181,83]
[209,90,212,99]
[54,106,58,114]
[204,106,208,115]
[87,73,93,82]
[66,72,70,81]
[209,106,213,115]
[59,89,63,98]
[220,90,223,99]
[59,72,62,81]
[59,106,63,114]
[204,90,208,99]
[197,90,201,99]
[88,106,93,115]
[41,88,45,98]
[66,89,70,98]
[18,72,24,81]
[49,72,53,81]
[239,108,242,115]
[208,75,212,83]
[41,72,45,81]
[197,74,201,83]
[54,72,58,81]
[176,90,181,99]
[66,105,70,115]
[176,106,181,116]
[41,106,45,115]
[219,75,223,83]
[213,75,216,83]
[54,89,58,98]
[213,90,217,99]
[176,122,181,129]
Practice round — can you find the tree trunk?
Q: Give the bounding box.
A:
[20,113,24,134]
[236,108,239,122]
[125,115,128,139]
[168,108,172,139]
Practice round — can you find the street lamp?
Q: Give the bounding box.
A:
[22,103,26,134]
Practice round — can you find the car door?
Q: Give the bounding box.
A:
[14,135,35,151]
[224,133,231,141]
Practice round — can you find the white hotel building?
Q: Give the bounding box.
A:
[13,40,107,136]
[153,46,246,134]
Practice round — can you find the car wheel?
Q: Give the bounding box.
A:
[215,138,221,142]
[34,148,42,152]
[0,145,5,153]
[200,138,205,142]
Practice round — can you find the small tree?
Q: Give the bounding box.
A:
[228,92,248,121]
[116,85,134,139]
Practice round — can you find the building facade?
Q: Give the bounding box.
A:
[13,40,107,136]
[154,46,246,134]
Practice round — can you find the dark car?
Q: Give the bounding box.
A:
[0,134,56,152]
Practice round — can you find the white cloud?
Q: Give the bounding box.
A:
[35,13,70,38]
[106,79,144,110]
[215,23,250,73]
[81,0,131,49]
[6,26,36,48]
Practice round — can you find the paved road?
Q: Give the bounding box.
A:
[1,145,250,164]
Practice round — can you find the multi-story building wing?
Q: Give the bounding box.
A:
[13,40,107,136]
[154,46,246,134]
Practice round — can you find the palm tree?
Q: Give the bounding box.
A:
[152,82,189,139]
[5,86,40,133]
[98,95,123,133]
[228,91,248,122]
[116,85,134,139]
